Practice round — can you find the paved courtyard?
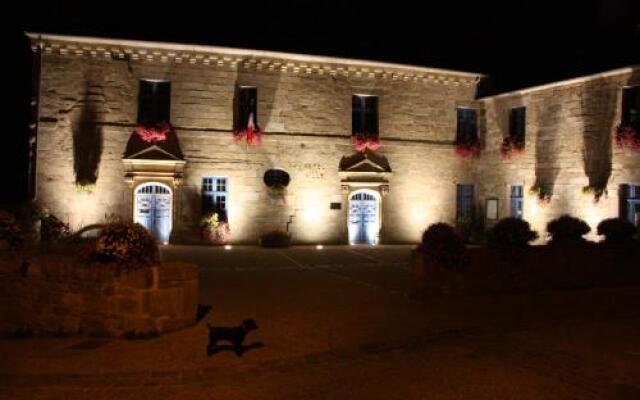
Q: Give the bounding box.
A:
[1,245,640,399]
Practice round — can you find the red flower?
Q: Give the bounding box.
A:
[135,122,170,143]
[499,136,525,160]
[455,140,481,158]
[352,135,381,152]
[613,125,640,151]
[234,113,263,146]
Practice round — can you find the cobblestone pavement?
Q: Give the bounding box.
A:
[1,245,640,399]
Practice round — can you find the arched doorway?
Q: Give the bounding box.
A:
[134,182,172,244]
[348,190,380,245]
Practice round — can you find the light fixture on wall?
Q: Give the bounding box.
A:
[224,245,232,250]
[316,244,324,250]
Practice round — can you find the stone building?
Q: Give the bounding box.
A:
[26,33,640,245]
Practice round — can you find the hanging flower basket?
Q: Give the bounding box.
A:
[528,185,551,206]
[234,113,263,146]
[499,136,525,159]
[613,125,640,151]
[352,135,381,152]
[582,186,607,203]
[454,140,481,158]
[135,122,171,143]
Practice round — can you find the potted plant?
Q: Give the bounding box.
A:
[200,212,231,245]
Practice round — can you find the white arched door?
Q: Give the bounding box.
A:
[134,183,172,244]
[348,191,380,245]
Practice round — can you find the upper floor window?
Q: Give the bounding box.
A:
[622,86,639,130]
[352,95,378,137]
[456,108,478,143]
[202,177,229,221]
[138,80,171,125]
[235,87,258,131]
[509,107,526,144]
[620,184,640,226]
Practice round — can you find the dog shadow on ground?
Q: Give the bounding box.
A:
[206,318,264,357]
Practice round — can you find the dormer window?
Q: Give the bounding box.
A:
[138,80,171,125]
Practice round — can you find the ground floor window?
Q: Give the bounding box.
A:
[510,185,524,219]
[621,184,640,226]
[202,177,228,221]
[456,184,475,222]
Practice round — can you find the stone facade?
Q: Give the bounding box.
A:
[0,255,199,337]
[477,68,640,241]
[27,33,640,244]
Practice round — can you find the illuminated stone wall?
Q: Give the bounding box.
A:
[33,35,636,245]
[32,35,479,244]
[476,68,640,241]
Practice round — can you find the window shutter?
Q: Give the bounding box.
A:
[364,96,379,137]
[352,95,364,135]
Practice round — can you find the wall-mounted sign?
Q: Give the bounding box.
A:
[486,198,499,220]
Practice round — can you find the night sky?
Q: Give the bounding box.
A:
[4,0,639,203]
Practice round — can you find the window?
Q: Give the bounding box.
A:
[138,80,171,124]
[202,177,229,221]
[352,95,378,137]
[456,184,475,221]
[510,185,524,219]
[456,108,478,143]
[235,87,258,131]
[509,107,526,144]
[620,184,640,226]
[622,86,639,130]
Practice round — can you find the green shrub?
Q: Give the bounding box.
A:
[0,210,22,249]
[597,218,636,244]
[420,223,468,270]
[93,222,158,268]
[488,218,538,248]
[546,215,590,244]
[260,230,291,248]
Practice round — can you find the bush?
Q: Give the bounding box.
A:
[41,215,71,242]
[200,212,231,244]
[420,223,468,270]
[488,218,538,248]
[93,222,158,268]
[546,215,590,244]
[597,218,636,244]
[260,230,291,248]
[0,210,22,249]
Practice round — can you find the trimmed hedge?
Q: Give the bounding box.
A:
[488,218,538,249]
[597,218,636,244]
[547,215,590,245]
[421,223,469,270]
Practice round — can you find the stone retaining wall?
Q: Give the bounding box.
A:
[0,254,198,338]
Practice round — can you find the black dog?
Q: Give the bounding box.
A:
[206,319,259,357]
